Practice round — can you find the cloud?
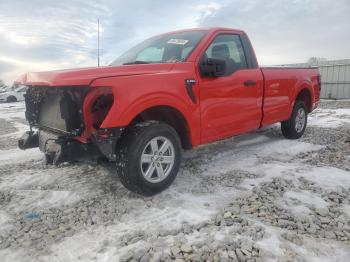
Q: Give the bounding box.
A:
[0,0,349,84]
[0,0,208,84]
[197,0,350,65]
[0,60,16,73]
[0,0,109,84]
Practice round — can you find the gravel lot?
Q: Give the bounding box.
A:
[0,100,349,262]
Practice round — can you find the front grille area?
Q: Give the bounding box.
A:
[25,86,89,135]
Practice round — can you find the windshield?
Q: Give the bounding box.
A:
[111,30,206,65]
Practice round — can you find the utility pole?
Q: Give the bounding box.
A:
[97,19,100,67]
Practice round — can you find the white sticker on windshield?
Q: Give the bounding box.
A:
[167,39,189,45]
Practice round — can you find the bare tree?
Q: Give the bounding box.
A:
[0,79,7,88]
[307,57,327,66]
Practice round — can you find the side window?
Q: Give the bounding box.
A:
[203,34,247,76]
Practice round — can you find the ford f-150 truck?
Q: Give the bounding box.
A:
[17,28,320,195]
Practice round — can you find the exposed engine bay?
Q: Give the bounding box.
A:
[24,86,89,135]
[18,86,121,165]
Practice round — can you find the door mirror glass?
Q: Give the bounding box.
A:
[199,58,226,77]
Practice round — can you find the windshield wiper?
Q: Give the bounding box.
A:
[122,61,151,65]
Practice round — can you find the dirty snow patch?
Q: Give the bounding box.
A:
[284,190,328,209]
[295,166,350,189]
[0,148,42,165]
[308,108,350,128]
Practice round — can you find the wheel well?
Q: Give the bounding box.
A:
[296,89,311,112]
[90,94,114,129]
[130,106,192,150]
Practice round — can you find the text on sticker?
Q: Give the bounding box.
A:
[167,39,189,45]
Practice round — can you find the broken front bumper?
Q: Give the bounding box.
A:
[18,127,124,165]
[18,129,102,165]
[18,85,123,165]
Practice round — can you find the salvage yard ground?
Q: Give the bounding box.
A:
[0,100,349,262]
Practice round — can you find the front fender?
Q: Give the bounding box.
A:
[101,91,191,127]
[90,70,201,146]
[101,91,201,146]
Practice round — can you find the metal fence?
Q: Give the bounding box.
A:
[279,59,350,99]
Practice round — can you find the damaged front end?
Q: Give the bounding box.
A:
[19,86,121,165]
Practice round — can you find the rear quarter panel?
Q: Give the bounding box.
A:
[261,68,319,126]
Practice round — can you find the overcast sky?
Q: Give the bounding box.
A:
[0,0,349,84]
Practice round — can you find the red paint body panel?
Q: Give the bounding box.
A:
[261,68,320,126]
[91,62,202,146]
[199,69,264,143]
[16,64,173,87]
[17,28,320,148]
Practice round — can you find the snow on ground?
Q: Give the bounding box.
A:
[0,148,42,165]
[0,100,349,262]
[284,190,329,209]
[308,107,350,128]
[0,102,26,120]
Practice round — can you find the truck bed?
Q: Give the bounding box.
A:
[260,67,320,126]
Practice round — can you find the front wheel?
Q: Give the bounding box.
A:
[116,121,182,196]
[281,100,308,139]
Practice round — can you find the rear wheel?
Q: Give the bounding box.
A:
[6,96,17,103]
[281,100,308,139]
[116,121,182,196]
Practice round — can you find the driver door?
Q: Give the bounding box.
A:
[198,34,264,143]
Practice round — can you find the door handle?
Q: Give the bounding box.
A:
[244,80,257,86]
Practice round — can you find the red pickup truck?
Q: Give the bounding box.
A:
[17,28,320,195]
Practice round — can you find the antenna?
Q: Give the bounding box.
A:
[97,19,100,67]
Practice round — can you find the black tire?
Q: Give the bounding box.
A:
[6,96,17,103]
[281,100,308,139]
[115,121,182,196]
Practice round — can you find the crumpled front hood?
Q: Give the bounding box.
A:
[16,64,174,87]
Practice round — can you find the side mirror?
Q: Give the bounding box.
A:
[200,58,226,77]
